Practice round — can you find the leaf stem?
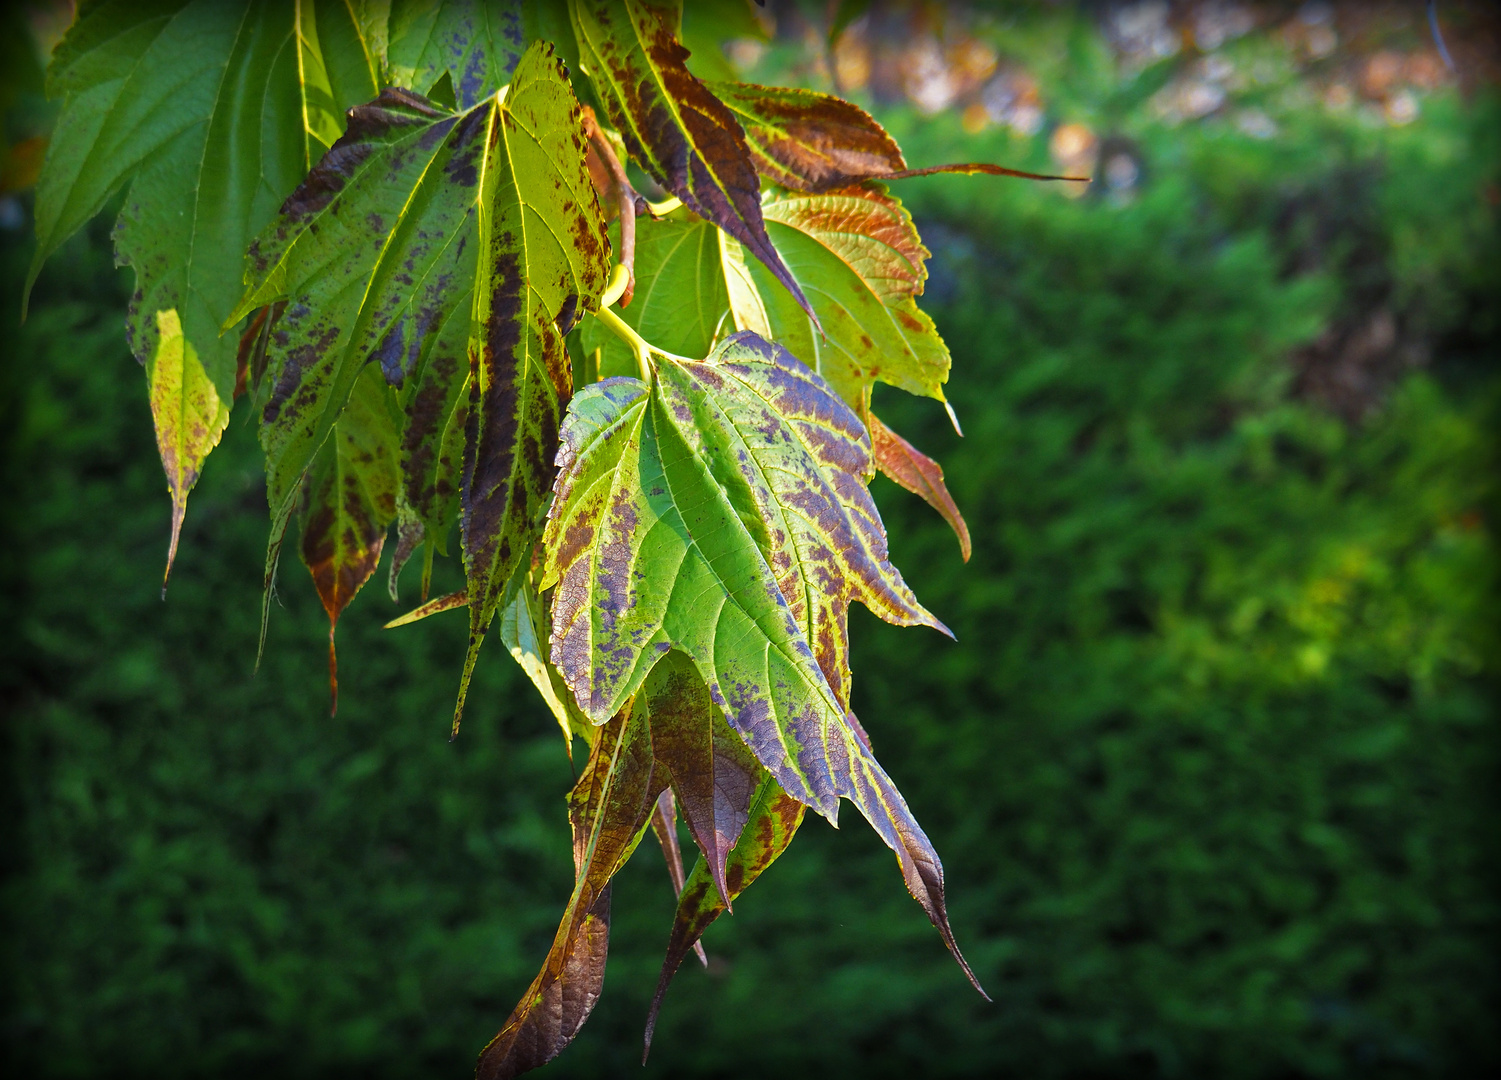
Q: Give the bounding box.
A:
[593,305,654,383]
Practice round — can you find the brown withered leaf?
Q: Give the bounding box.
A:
[298,365,400,715]
[643,771,805,1061]
[869,411,971,562]
[647,788,707,967]
[477,698,665,1080]
[709,81,905,193]
[568,0,817,324]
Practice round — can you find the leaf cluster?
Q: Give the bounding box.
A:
[25,1,1083,1072]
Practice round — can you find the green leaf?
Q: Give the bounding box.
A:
[708,81,904,193]
[297,364,400,715]
[477,698,664,1080]
[576,206,728,380]
[544,331,983,995]
[499,571,591,755]
[31,1,378,577]
[387,0,525,108]
[456,41,611,734]
[228,43,607,689]
[869,411,970,562]
[146,308,230,594]
[567,0,816,322]
[585,184,951,413]
[641,650,760,908]
[728,182,951,410]
[642,771,804,1060]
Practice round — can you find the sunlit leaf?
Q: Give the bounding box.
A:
[728,182,950,410]
[456,41,611,734]
[543,331,982,996]
[567,0,815,322]
[869,411,971,562]
[709,81,904,193]
[146,308,230,594]
[297,364,400,714]
[500,571,591,755]
[477,699,664,1080]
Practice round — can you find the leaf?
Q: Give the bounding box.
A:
[384,587,468,628]
[500,571,591,756]
[643,771,804,1060]
[567,0,816,323]
[641,651,760,909]
[298,364,400,715]
[645,788,707,966]
[146,308,230,595]
[708,81,904,194]
[586,184,950,414]
[869,411,970,562]
[31,0,378,577]
[226,43,607,690]
[729,182,950,410]
[456,41,611,735]
[544,332,983,994]
[476,698,664,1080]
[387,0,526,109]
[394,283,471,563]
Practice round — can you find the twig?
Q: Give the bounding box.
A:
[582,106,641,307]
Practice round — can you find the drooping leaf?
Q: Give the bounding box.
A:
[394,282,471,563]
[727,182,950,410]
[544,332,983,994]
[641,650,760,909]
[298,364,400,714]
[643,771,804,1060]
[456,41,611,735]
[31,0,378,572]
[708,81,904,193]
[645,788,707,967]
[567,0,816,322]
[226,43,607,687]
[500,571,592,756]
[477,699,664,1080]
[869,411,971,562]
[146,308,230,594]
[228,85,479,652]
[387,0,525,108]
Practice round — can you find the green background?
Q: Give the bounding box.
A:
[3,7,1497,1078]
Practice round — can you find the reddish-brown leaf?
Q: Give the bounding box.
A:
[869,411,971,561]
[710,81,905,193]
[477,699,665,1080]
[642,651,761,911]
[643,772,805,1061]
[647,788,707,967]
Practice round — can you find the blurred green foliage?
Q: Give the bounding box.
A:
[3,17,1497,1080]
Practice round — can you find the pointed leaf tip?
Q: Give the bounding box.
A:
[870,412,971,562]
